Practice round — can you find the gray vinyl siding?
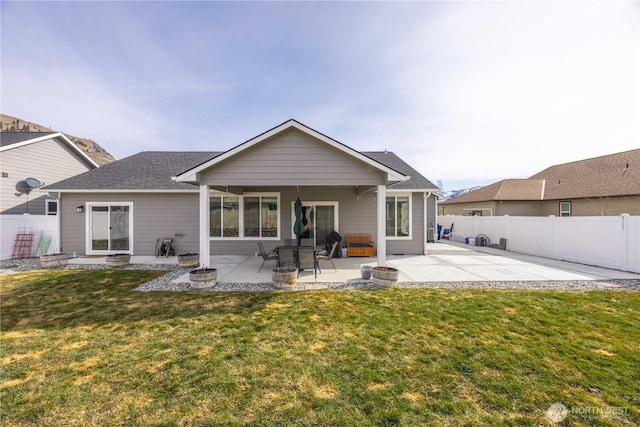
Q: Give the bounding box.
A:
[200,128,386,186]
[1,137,94,214]
[60,192,200,256]
[60,189,433,257]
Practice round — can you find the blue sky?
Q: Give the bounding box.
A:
[2,1,638,190]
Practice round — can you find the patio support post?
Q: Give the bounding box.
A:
[199,184,210,268]
[377,184,387,265]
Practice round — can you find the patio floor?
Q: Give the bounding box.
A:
[68,241,640,284]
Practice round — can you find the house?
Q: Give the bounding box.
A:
[45,120,439,266]
[1,132,99,215]
[440,149,640,217]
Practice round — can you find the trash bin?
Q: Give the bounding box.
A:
[437,224,442,240]
[361,265,372,280]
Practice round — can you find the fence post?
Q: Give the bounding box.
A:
[621,214,630,272]
[549,215,556,258]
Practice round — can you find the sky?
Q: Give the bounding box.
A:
[1,1,638,190]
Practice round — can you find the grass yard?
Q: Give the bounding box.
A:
[1,270,639,426]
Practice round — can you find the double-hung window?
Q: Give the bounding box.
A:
[386,194,411,238]
[210,193,279,239]
[559,201,571,217]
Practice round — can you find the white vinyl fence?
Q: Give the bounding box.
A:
[1,214,60,260]
[439,214,640,273]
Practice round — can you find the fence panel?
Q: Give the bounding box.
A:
[1,214,59,260]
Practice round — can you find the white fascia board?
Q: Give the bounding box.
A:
[174,119,409,183]
[1,132,100,168]
[46,189,199,193]
[386,187,440,193]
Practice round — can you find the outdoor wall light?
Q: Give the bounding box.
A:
[76,205,84,213]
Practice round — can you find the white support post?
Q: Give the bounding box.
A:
[377,184,387,266]
[199,184,210,268]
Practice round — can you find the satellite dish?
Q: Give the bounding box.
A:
[25,177,44,188]
[15,181,33,195]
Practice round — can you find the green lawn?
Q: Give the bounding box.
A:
[1,270,639,426]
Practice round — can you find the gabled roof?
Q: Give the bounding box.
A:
[0,131,100,168]
[45,152,220,191]
[530,149,640,199]
[45,150,436,192]
[442,149,640,204]
[174,119,408,184]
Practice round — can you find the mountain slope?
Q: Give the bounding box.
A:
[0,114,115,166]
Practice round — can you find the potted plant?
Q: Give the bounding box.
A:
[40,252,69,268]
[371,266,400,287]
[178,252,199,268]
[189,267,217,289]
[272,267,298,289]
[105,253,131,267]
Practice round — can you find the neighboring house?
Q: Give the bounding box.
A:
[0,132,99,215]
[441,149,640,217]
[45,120,439,265]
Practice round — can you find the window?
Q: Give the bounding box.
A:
[210,193,279,239]
[45,199,58,215]
[386,194,411,238]
[559,201,571,217]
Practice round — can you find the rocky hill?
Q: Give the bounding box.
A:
[0,114,115,166]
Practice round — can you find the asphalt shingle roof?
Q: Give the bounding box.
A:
[443,149,640,204]
[0,132,56,147]
[45,150,437,191]
[46,152,221,190]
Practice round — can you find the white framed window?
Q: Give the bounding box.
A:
[210,192,280,239]
[559,201,571,217]
[45,199,58,215]
[386,193,412,239]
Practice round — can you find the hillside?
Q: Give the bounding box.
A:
[0,114,115,166]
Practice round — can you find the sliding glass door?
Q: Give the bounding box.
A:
[89,204,132,253]
[294,202,338,247]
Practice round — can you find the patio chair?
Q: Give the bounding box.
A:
[316,241,338,273]
[257,242,278,272]
[297,246,318,279]
[284,238,297,246]
[300,238,313,247]
[277,246,297,269]
[155,237,175,257]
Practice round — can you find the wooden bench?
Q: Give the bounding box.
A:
[345,234,375,257]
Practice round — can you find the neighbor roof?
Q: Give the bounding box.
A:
[0,131,56,147]
[443,149,640,204]
[0,131,99,168]
[45,149,436,192]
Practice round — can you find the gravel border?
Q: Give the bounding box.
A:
[2,258,639,292]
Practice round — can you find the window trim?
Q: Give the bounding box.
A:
[386,193,412,240]
[209,192,280,240]
[45,199,58,216]
[559,201,572,217]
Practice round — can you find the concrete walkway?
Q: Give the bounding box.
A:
[69,241,640,284]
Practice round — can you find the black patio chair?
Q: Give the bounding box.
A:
[155,237,175,257]
[277,246,297,270]
[297,246,318,279]
[257,242,278,272]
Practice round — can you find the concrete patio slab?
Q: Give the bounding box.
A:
[68,241,640,284]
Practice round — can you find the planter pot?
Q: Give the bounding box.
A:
[105,253,131,267]
[178,253,199,268]
[40,253,69,268]
[272,268,298,289]
[189,268,217,289]
[371,266,400,288]
[361,265,373,280]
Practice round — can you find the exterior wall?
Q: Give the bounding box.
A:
[200,128,386,186]
[60,187,430,256]
[60,192,200,256]
[442,196,639,217]
[541,196,640,216]
[1,137,94,214]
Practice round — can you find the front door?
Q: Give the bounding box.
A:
[294,202,338,247]
[88,203,132,253]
